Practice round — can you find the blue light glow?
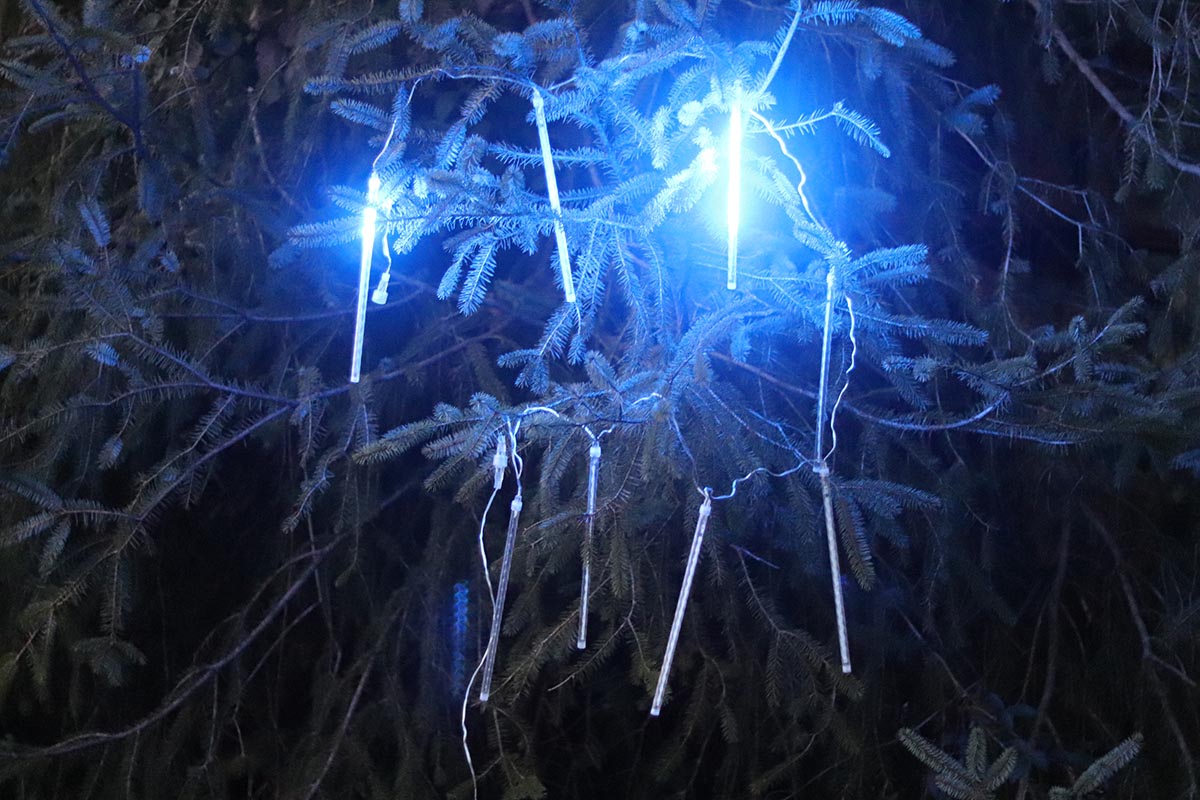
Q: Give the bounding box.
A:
[452,581,469,695]
[350,173,381,383]
[726,85,744,291]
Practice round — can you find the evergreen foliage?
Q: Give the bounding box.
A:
[0,0,1198,797]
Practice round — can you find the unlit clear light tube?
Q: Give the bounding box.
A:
[479,494,523,702]
[817,467,852,673]
[531,91,576,304]
[726,85,743,291]
[578,440,601,649]
[650,493,712,716]
[350,173,381,383]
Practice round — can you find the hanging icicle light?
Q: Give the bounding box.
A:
[530,90,576,304]
[651,490,713,716]
[479,492,523,702]
[350,173,381,383]
[726,83,744,291]
[816,464,852,673]
[814,262,853,674]
[577,438,601,649]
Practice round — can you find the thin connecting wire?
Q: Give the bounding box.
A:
[749,109,820,228]
[371,99,404,174]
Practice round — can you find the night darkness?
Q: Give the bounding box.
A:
[0,0,1197,798]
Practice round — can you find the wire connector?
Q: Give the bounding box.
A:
[371,270,390,305]
[492,435,507,491]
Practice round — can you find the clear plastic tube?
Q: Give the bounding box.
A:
[578,440,601,649]
[812,258,852,673]
[817,466,852,673]
[479,494,523,702]
[350,173,381,383]
[531,91,576,304]
[650,493,712,716]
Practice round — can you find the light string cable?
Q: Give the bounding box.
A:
[349,101,404,383]
[748,109,821,228]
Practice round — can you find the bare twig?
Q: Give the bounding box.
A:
[1025,0,1200,179]
[3,538,343,760]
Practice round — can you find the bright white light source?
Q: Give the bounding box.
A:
[726,85,743,291]
[531,91,576,304]
[350,173,381,383]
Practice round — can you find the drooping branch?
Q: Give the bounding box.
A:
[1025,0,1200,179]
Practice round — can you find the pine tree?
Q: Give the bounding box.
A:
[0,0,1197,798]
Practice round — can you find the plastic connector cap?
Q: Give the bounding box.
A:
[371,273,390,305]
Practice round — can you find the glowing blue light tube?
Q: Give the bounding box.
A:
[531,91,576,304]
[726,86,743,291]
[350,173,381,384]
[650,493,712,716]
